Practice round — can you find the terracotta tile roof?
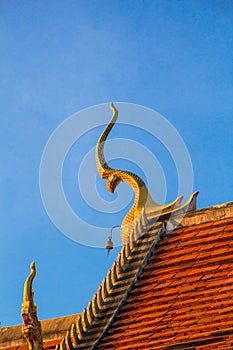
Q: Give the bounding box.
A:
[51,201,233,350]
[96,213,233,349]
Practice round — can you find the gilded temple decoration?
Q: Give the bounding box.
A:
[96,103,198,244]
[21,262,43,350]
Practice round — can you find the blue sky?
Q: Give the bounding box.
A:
[1,1,232,326]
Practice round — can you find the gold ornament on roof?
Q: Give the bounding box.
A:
[96,103,198,244]
[21,262,43,350]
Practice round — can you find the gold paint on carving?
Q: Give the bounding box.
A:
[96,103,197,244]
[21,262,43,350]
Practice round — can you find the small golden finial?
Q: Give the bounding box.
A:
[21,262,43,350]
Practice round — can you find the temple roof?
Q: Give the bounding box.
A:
[97,208,233,349]
[1,201,233,350]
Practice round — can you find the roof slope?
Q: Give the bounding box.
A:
[55,202,233,350]
[97,212,233,349]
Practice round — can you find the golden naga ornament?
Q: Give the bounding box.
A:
[21,262,43,350]
[96,103,198,244]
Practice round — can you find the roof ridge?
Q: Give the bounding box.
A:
[93,223,167,349]
[56,210,165,350]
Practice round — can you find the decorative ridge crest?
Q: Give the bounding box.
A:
[57,209,160,349]
[96,103,198,244]
[92,217,167,349]
[21,262,43,350]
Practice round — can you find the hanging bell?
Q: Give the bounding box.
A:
[106,236,114,256]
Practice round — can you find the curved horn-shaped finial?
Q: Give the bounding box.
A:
[21,262,43,350]
[96,102,118,177]
[96,103,196,243]
[23,261,36,304]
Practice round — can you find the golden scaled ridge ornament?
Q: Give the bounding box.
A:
[96,103,198,244]
[21,262,43,350]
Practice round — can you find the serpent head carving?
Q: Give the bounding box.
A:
[106,174,121,194]
[96,103,198,244]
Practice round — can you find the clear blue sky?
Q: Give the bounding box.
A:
[1,1,232,326]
